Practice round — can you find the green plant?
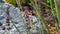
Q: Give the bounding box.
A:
[3,0,60,34]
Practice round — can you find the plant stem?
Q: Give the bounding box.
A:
[54,0,60,34]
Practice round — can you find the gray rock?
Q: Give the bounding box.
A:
[0,3,25,34]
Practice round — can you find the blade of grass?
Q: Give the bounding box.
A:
[49,0,59,33]
[16,0,22,10]
[11,20,22,34]
[30,0,51,34]
[30,0,44,34]
[54,0,60,34]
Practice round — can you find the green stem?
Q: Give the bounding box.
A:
[54,0,60,34]
[30,0,51,34]
[11,20,22,34]
[49,0,59,32]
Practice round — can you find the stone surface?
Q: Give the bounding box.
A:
[0,3,42,34]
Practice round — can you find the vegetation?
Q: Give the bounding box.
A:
[2,0,60,34]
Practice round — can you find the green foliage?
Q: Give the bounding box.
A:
[3,0,17,6]
[3,0,30,6]
[21,0,30,6]
[3,0,60,34]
